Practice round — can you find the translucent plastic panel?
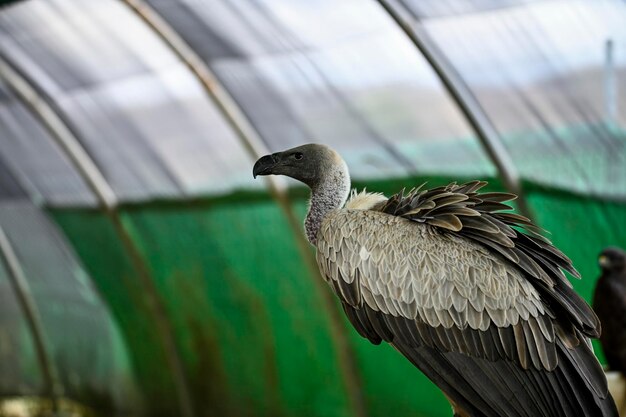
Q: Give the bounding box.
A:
[0,201,140,412]
[0,0,258,202]
[402,0,539,19]
[0,252,44,396]
[0,155,27,201]
[149,0,496,180]
[58,66,255,198]
[416,0,626,197]
[0,0,176,95]
[147,0,288,58]
[0,81,96,206]
[148,0,385,56]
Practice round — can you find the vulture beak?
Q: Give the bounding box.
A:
[253,153,279,178]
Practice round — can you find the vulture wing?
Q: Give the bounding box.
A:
[316,181,616,417]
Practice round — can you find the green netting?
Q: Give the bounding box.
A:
[123,201,355,417]
[49,175,626,417]
[51,211,176,417]
[53,203,354,417]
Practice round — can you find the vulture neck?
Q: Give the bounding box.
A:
[305,160,350,245]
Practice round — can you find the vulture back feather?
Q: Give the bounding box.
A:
[380,181,598,340]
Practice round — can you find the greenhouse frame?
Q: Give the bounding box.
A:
[0,0,624,416]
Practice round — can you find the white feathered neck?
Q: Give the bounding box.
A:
[305,155,350,245]
[304,155,387,245]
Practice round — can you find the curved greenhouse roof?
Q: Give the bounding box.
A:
[0,0,624,416]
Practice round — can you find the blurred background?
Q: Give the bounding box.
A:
[0,0,624,416]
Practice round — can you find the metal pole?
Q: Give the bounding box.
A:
[0,55,195,417]
[377,0,534,221]
[0,226,62,411]
[605,39,617,127]
[122,2,368,417]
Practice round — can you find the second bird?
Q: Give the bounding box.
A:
[594,247,626,374]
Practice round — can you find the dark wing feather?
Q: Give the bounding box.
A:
[380,181,599,340]
[342,302,617,417]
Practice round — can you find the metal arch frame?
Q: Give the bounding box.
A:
[121,2,369,417]
[0,56,195,417]
[377,0,534,221]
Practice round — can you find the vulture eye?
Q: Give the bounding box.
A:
[599,255,609,267]
[294,152,303,160]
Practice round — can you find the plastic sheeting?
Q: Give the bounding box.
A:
[0,0,258,205]
[0,200,140,414]
[0,248,44,396]
[0,79,96,206]
[0,0,622,203]
[149,0,495,181]
[410,0,626,198]
[402,0,543,19]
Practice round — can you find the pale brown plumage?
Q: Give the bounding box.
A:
[253,144,617,417]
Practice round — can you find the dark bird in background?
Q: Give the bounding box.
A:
[253,143,617,417]
[594,247,626,373]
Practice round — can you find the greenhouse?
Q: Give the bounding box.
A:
[0,0,624,416]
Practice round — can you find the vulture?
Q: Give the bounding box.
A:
[253,143,617,417]
[594,247,626,373]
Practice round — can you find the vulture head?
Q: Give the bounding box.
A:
[598,247,626,274]
[252,143,347,189]
[253,144,351,244]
